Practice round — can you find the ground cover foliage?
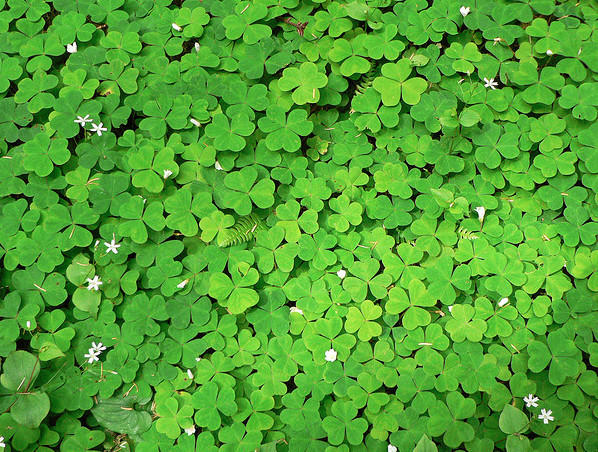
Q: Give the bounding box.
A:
[1,0,598,450]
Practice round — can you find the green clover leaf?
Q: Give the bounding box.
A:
[373,59,428,106]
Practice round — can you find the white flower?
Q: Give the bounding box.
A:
[290,306,303,315]
[524,394,539,408]
[215,160,223,171]
[94,240,100,248]
[459,6,470,16]
[90,122,107,136]
[195,357,202,362]
[172,23,182,32]
[388,445,398,452]
[0,436,4,448]
[325,348,337,362]
[184,425,196,436]
[498,297,509,307]
[74,114,93,127]
[546,49,553,56]
[483,77,499,90]
[177,279,189,289]
[104,238,121,254]
[26,320,31,328]
[190,118,201,127]
[66,42,77,53]
[91,342,106,353]
[337,269,346,279]
[84,349,99,364]
[86,275,103,291]
[448,305,454,313]
[475,206,486,222]
[194,42,201,52]
[186,369,194,380]
[538,408,554,424]
[163,169,173,179]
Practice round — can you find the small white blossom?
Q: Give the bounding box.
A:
[90,122,107,136]
[163,169,173,179]
[325,348,337,362]
[459,6,470,16]
[290,306,303,315]
[184,425,196,436]
[0,436,5,448]
[388,445,398,452]
[177,279,189,289]
[26,320,31,329]
[475,206,486,222]
[524,394,539,408]
[215,161,223,171]
[74,114,93,127]
[194,42,201,52]
[538,408,554,424]
[483,77,499,90]
[448,305,454,313]
[186,369,194,380]
[66,42,77,53]
[190,118,201,127]
[84,350,99,364]
[195,357,202,362]
[337,269,347,279]
[172,23,182,32]
[546,49,553,56]
[86,275,102,291]
[94,240,100,248]
[498,297,509,308]
[104,238,121,254]
[91,342,106,353]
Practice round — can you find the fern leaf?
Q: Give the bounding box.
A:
[354,63,379,96]
[458,226,479,240]
[218,214,266,247]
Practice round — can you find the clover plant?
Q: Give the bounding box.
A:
[0,0,598,451]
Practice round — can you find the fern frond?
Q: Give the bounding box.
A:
[218,214,266,247]
[355,63,379,96]
[458,226,479,240]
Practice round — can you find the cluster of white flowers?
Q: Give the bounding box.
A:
[0,436,5,448]
[74,115,108,136]
[84,342,107,364]
[523,394,554,424]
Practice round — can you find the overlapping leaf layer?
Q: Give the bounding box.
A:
[0,0,597,451]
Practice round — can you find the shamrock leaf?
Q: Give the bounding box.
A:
[218,166,275,215]
[386,279,437,330]
[373,59,428,106]
[258,106,313,152]
[205,113,255,152]
[322,400,368,445]
[278,62,328,105]
[344,299,382,341]
[445,305,488,342]
[23,132,70,177]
